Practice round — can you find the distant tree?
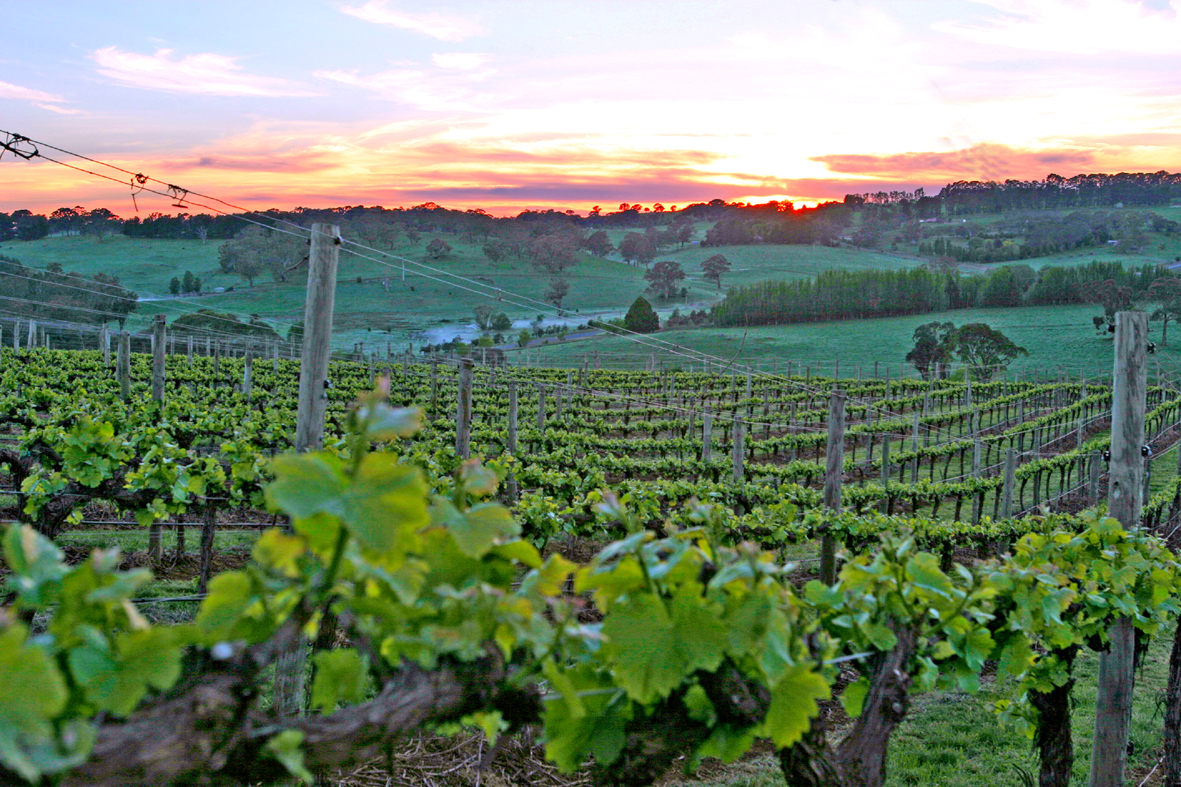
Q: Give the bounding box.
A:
[676,223,696,248]
[624,296,660,334]
[584,230,613,258]
[545,277,570,312]
[491,312,513,332]
[1081,279,1134,333]
[517,329,532,347]
[169,277,181,296]
[905,321,957,380]
[482,238,513,264]
[473,304,496,332]
[953,323,1028,380]
[182,270,196,294]
[1149,277,1181,345]
[15,213,48,241]
[618,233,656,267]
[83,208,119,241]
[192,276,202,294]
[529,234,579,274]
[426,238,451,259]
[218,227,303,286]
[644,260,686,299]
[701,254,731,290]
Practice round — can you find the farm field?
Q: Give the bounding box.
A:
[4,341,1181,785]
[523,302,1181,381]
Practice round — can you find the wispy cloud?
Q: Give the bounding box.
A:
[315,61,494,111]
[92,47,317,96]
[935,0,1181,54]
[340,1,483,41]
[812,143,1097,182]
[0,79,80,113]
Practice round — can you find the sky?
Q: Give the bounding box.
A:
[2,0,1180,217]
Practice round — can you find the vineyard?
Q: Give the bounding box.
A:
[4,332,1181,787]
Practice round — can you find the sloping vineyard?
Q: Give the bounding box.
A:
[3,343,1181,787]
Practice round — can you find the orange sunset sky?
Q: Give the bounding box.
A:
[2,0,1181,217]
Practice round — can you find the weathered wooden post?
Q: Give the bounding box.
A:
[100,323,110,366]
[1089,311,1148,787]
[1002,448,1016,518]
[821,391,846,584]
[429,361,439,417]
[151,315,166,403]
[295,223,339,452]
[455,358,473,460]
[243,350,253,397]
[1089,450,1102,504]
[117,331,131,401]
[507,381,519,502]
[702,412,713,462]
[537,383,547,431]
[911,410,921,483]
[880,434,891,512]
[732,416,745,485]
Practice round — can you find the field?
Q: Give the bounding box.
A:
[7,209,1181,785]
[3,340,1181,786]
[523,302,1181,383]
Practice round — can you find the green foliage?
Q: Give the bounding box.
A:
[624,296,659,333]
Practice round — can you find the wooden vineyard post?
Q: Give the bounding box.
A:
[507,381,519,502]
[537,384,547,431]
[972,433,983,524]
[273,343,280,374]
[455,358,473,460]
[1089,450,1102,504]
[1089,310,1148,787]
[732,416,745,484]
[198,504,217,594]
[911,410,921,483]
[295,223,339,452]
[702,412,713,462]
[880,435,891,513]
[100,324,110,366]
[142,523,162,573]
[151,315,166,403]
[429,361,439,418]
[117,331,131,401]
[821,390,846,585]
[1002,448,1016,518]
[187,335,194,365]
[243,350,253,397]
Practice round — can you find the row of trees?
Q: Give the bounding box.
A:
[712,260,1176,329]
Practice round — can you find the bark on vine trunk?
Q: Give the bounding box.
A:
[1029,647,1077,787]
[778,624,917,787]
[1163,622,1181,786]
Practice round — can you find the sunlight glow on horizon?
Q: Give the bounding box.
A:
[2,1,1180,216]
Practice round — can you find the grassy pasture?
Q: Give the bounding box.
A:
[520,302,1181,381]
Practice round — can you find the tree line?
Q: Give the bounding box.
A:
[711,260,1175,328]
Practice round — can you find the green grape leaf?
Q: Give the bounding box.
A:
[3,525,68,606]
[266,729,313,784]
[309,649,369,712]
[0,627,69,782]
[696,724,757,764]
[69,629,182,716]
[840,676,871,718]
[761,664,830,747]
[268,453,427,554]
[357,403,424,442]
[602,589,728,704]
[253,529,306,578]
[542,667,629,772]
[435,501,520,559]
